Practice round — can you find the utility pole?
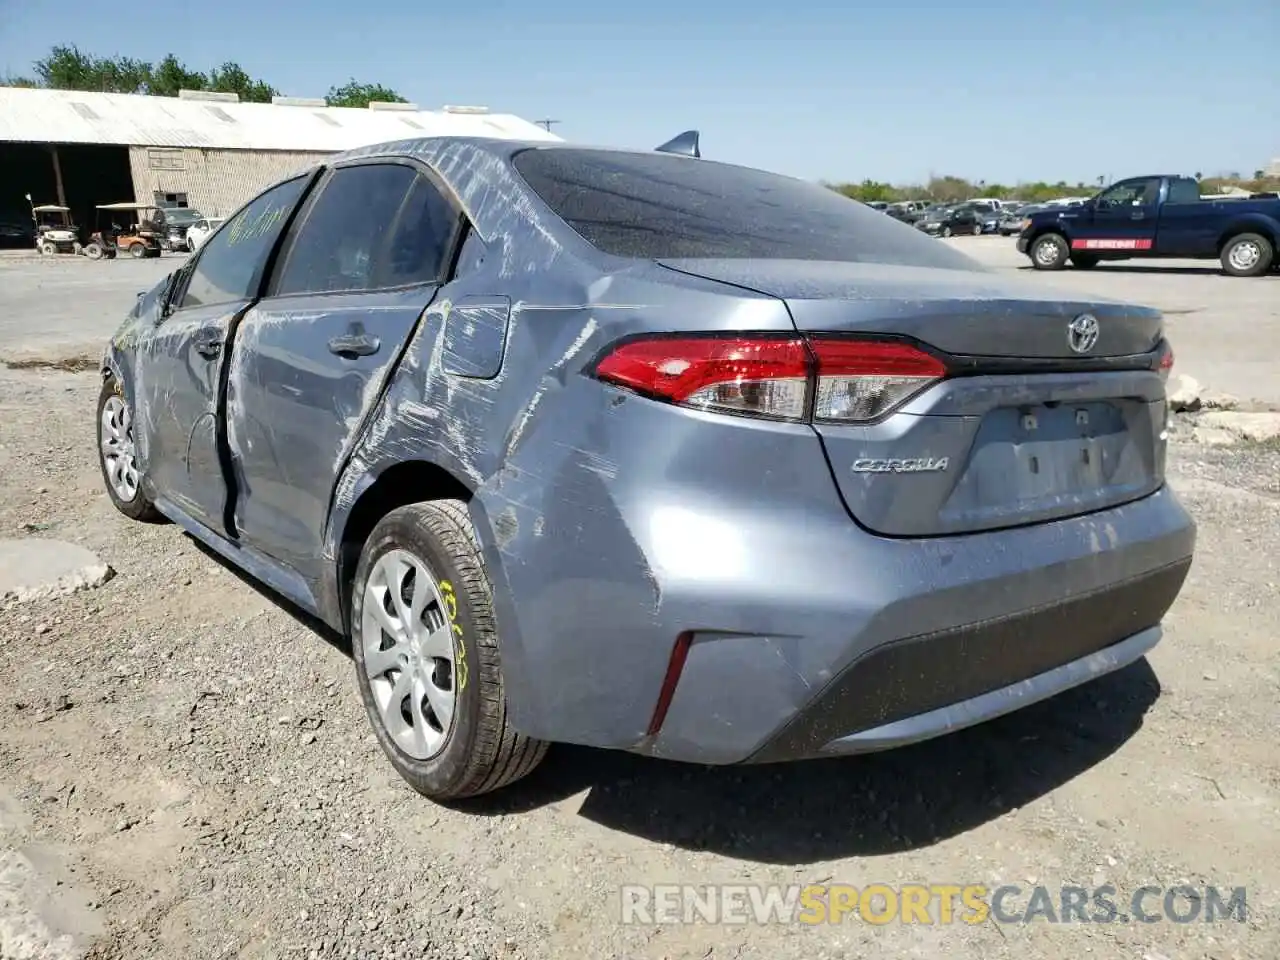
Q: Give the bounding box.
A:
[535,119,560,133]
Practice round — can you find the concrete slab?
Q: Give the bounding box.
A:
[1195,411,1280,444]
[0,788,100,960]
[0,539,114,605]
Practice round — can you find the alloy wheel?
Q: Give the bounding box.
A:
[359,549,459,760]
[100,395,140,502]
[1035,238,1063,266]
[1228,240,1261,272]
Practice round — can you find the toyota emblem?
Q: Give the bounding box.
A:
[1068,313,1099,354]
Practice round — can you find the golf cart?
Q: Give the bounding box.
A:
[26,194,82,255]
[85,202,166,260]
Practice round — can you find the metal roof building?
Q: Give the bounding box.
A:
[0,86,559,235]
[0,87,557,150]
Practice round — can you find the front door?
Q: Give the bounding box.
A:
[1068,176,1161,255]
[135,173,315,533]
[226,160,464,575]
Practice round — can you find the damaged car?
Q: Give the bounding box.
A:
[97,134,1196,800]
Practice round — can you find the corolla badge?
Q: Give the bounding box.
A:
[852,457,949,474]
[1068,313,1100,354]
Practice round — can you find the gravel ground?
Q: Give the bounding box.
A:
[1,253,1278,959]
[1,369,1277,960]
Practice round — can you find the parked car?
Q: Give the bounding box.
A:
[998,208,1034,235]
[977,208,1005,234]
[183,216,225,253]
[1018,174,1280,276]
[0,218,34,248]
[886,202,925,224]
[160,207,207,251]
[915,205,982,236]
[96,137,1195,800]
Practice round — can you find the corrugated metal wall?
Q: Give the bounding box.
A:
[128,146,329,217]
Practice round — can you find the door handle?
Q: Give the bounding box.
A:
[1131,212,1146,220]
[194,337,221,359]
[327,333,381,358]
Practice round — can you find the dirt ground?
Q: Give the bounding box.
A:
[0,252,1277,960]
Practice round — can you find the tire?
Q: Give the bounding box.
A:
[972,223,983,236]
[941,226,952,238]
[351,501,548,801]
[84,242,103,261]
[96,376,164,522]
[1219,232,1274,278]
[1070,254,1099,269]
[1030,233,1070,270]
[39,241,55,256]
[128,242,147,259]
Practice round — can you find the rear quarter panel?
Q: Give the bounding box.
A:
[1158,199,1280,257]
[323,235,800,742]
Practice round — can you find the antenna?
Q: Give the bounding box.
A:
[655,130,701,158]
[535,119,560,132]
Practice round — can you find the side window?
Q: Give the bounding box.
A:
[452,229,488,279]
[274,163,434,296]
[1097,178,1159,210]
[1167,179,1200,205]
[379,175,460,287]
[180,175,309,309]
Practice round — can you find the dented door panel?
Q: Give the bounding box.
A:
[133,300,249,533]
[225,288,435,572]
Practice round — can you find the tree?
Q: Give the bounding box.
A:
[33,44,150,93]
[206,61,277,103]
[326,79,408,108]
[19,45,278,102]
[926,175,972,202]
[0,73,38,87]
[148,53,208,97]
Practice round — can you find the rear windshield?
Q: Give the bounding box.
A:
[512,148,978,269]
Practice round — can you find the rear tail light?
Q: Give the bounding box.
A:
[1157,342,1175,381]
[592,334,947,424]
[809,339,948,422]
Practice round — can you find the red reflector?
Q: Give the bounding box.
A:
[646,632,693,737]
[1159,346,1175,372]
[594,336,809,404]
[808,338,948,377]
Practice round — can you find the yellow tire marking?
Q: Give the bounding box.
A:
[439,580,468,692]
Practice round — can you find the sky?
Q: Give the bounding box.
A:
[0,0,1276,185]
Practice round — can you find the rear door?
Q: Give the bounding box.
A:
[133,173,315,533]
[1069,176,1161,255]
[1152,177,1212,256]
[226,159,463,573]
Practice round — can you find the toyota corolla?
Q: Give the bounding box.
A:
[96,134,1195,800]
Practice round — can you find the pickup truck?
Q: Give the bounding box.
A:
[1017,174,1280,277]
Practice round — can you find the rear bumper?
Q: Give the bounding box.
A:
[748,559,1187,762]
[469,386,1196,765]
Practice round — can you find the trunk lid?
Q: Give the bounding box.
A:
[659,258,1169,537]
